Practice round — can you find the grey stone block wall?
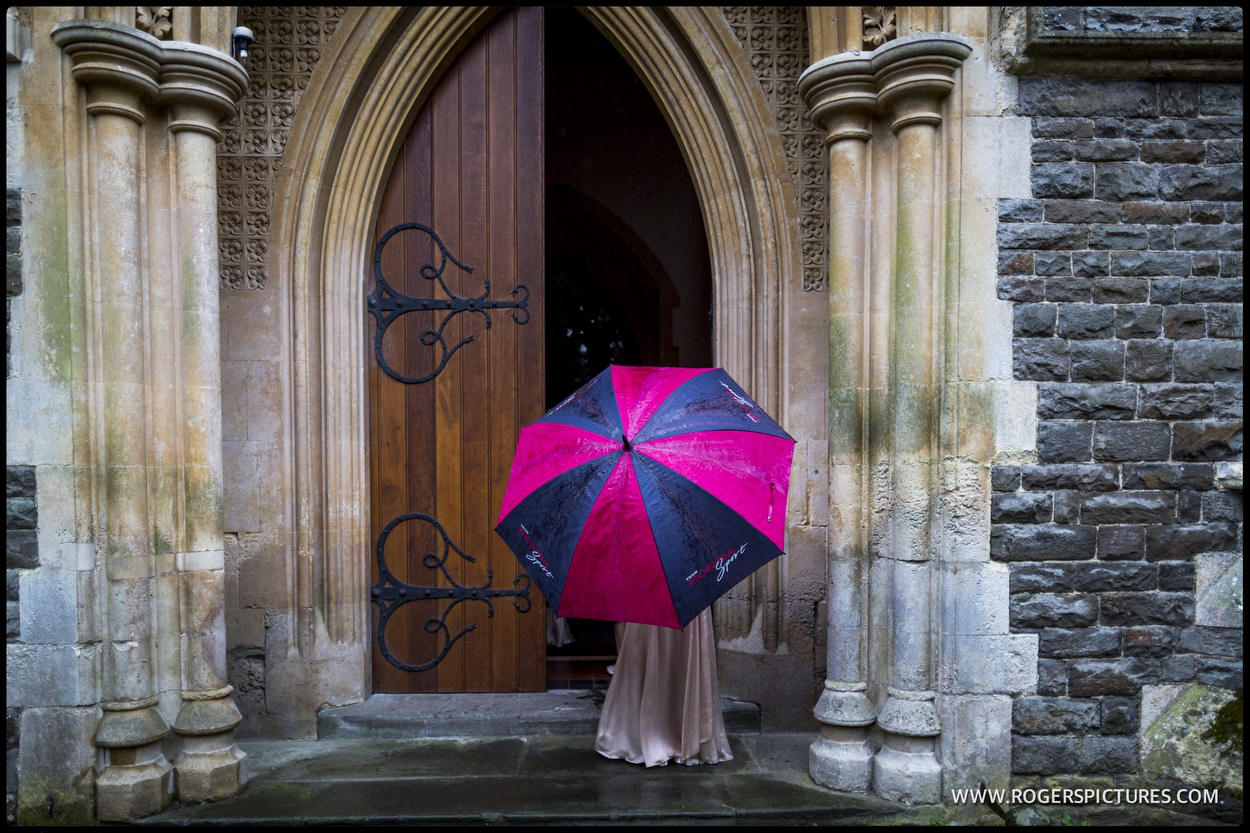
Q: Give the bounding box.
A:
[6,188,20,379]
[6,465,36,820]
[995,75,1243,778]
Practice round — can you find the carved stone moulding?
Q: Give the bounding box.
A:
[51,20,247,128]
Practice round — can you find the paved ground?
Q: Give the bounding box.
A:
[127,692,1235,827]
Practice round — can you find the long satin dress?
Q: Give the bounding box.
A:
[594,609,733,767]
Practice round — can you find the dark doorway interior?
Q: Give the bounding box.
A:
[544,8,714,688]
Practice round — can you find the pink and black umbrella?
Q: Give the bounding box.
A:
[495,365,796,629]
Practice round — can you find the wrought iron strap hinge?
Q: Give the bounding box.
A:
[370,512,532,673]
[368,222,531,384]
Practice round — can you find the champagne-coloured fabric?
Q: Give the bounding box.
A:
[594,609,733,767]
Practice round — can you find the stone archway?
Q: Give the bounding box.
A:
[263,6,801,722]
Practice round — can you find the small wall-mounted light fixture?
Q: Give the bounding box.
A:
[232,26,254,67]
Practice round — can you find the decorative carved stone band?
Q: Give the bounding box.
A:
[800,32,971,802]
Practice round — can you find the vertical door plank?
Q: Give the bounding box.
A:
[458,26,493,693]
[487,10,520,691]
[370,7,545,693]
[432,59,466,693]
[515,5,547,691]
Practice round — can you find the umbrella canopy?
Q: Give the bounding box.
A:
[495,365,796,629]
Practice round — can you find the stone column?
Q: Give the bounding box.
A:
[799,53,878,792]
[51,20,248,817]
[870,35,970,806]
[49,22,173,822]
[163,43,248,802]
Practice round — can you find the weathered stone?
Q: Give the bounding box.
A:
[1089,224,1149,250]
[1180,277,1240,303]
[999,255,1038,281]
[5,466,35,499]
[1162,305,1207,339]
[999,199,1045,222]
[1032,140,1074,162]
[992,525,1097,562]
[1075,138,1139,162]
[1100,592,1194,626]
[1111,250,1194,278]
[5,497,36,530]
[1081,490,1176,524]
[1137,382,1215,419]
[1018,79,1158,118]
[1012,696,1100,735]
[1014,339,1069,381]
[1212,383,1242,418]
[1195,657,1243,688]
[1100,697,1139,735]
[1036,660,1068,696]
[1159,164,1243,201]
[6,530,38,570]
[1096,525,1146,560]
[1052,491,1080,524]
[1070,561,1157,592]
[1123,625,1175,657]
[1149,277,1183,304]
[1200,491,1242,523]
[1122,462,1214,490]
[1030,164,1095,199]
[1014,303,1057,336]
[1124,339,1173,381]
[1043,200,1120,224]
[1095,163,1160,201]
[1091,422,1172,462]
[1177,626,1243,657]
[1072,250,1109,278]
[1067,657,1158,696]
[1140,140,1206,164]
[1038,383,1136,419]
[1172,420,1243,461]
[1056,304,1115,339]
[1174,340,1243,381]
[1157,561,1196,592]
[1115,305,1162,339]
[1206,303,1243,338]
[1031,117,1095,140]
[1044,276,1091,301]
[991,492,1053,524]
[991,466,1021,492]
[1175,222,1244,251]
[1141,684,1242,793]
[1177,490,1203,523]
[1010,593,1098,629]
[1009,562,1074,594]
[1069,340,1124,381]
[1038,626,1121,658]
[1036,422,1091,463]
[1021,463,1118,491]
[1147,522,1240,561]
[1035,251,1072,277]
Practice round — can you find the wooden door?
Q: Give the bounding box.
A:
[368,7,546,693]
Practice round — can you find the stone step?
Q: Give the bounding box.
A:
[316,690,761,739]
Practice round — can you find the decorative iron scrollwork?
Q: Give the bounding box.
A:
[367,222,531,384]
[371,512,532,672]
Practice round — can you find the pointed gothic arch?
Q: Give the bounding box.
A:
[265,6,801,702]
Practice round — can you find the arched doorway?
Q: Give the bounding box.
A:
[366,7,715,693]
[266,5,798,717]
[543,8,713,685]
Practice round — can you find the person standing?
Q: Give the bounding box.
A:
[594,609,732,767]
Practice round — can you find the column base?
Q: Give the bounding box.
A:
[173,690,247,802]
[809,684,876,792]
[95,740,174,822]
[810,730,874,792]
[873,733,942,804]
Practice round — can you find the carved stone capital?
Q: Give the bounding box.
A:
[51,19,245,134]
[51,21,162,121]
[799,32,972,138]
[873,34,972,132]
[798,53,875,143]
